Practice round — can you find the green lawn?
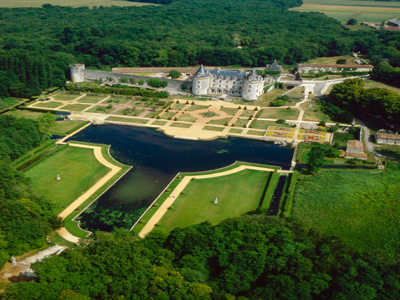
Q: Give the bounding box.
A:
[62,104,92,112]
[114,108,143,116]
[233,118,249,127]
[220,107,238,116]
[177,113,197,122]
[300,102,336,123]
[159,170,270,232]
[5,109,45,119]
[285,86,305,98]
[250,119,293,129]
[33,101,63,109]
[106,116,148,124]
[374,144,400,160]
[257,108,300,120]
[332,132,357,147]
[50,121,88,135]
[76,95,108,103]
[292,169,400,257]
[152,120,167,126]
[186,104,209,111]
[108,96,132,104]
[0,98,20,110]
[171,103,187,110]
[257,88,286,106]
[208,117,231,126]
[229,128,243,134]
[241,110,255,117]
[247,130,265,136]
[169,122,192,128]
[160,111,177,120]
[52,93,81,101]
[25,145,110,215]
[363,80,400,94]
[86,105,114,114]
[203,125,225,132]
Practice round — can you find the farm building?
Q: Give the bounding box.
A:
[297,63,374,73]
[344,140,367,160]
[375,130,400,145]
[387,19,400,28]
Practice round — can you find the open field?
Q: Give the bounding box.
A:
[158,170,270,232]
[305,54,355,65]
[0,0,157,8]
[291,1,400,23]
[292,169,400,257]
[363,80,400,94]
[25,145,110,215]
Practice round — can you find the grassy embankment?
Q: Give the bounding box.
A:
[291,168,400,258]
[132,162,281,234]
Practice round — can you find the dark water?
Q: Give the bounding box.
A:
[68,125,293,232]
[268,175,287,216]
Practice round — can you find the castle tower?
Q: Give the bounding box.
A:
[70,64,85,83]
[242,69,263,100]
[192,65,210,95]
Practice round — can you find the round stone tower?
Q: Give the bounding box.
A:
[192,65,210,95]
[242,69,263,100]
[70,64,85,83]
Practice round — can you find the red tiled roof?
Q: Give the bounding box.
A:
[347,140,364,150]
[376,131,400,140]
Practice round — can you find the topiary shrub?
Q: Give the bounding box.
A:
[276,119,285,124]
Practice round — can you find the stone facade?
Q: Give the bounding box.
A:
[376,130,400,145]
[70,64,193,91]
[192,65,264,100]
[297,63,374,73]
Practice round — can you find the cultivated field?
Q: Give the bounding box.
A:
[25,145,110,215]
[291,0,400,23]
[292,169,400,257]
[159,170,271,232]
[0,0,157,8]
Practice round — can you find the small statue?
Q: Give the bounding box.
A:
[56,174,60,180]
[10,256,16,266]
[214,198,218,204]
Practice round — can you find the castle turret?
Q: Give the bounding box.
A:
[192,65,210,95]
[242,69,263,100]
[70,64,85,83]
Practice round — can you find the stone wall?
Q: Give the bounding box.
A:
[82,69,193,91]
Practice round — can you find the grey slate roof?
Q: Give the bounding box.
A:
[388,19,400,26]
[195,65,247,79]
[246,69,258,79]
[266,60,282,71]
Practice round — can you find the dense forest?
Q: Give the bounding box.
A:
[329,78,400,123]
[0,0,399,98]
[0,116,59,270]
[2,217,400,299]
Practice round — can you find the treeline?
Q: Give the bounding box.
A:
[128,0,176,4]
[0,115,59,270]
[0,50,68,98]
[2,216,400,299]
[371,61,400,87]
[0,0,397,73]
[329,78,400,122]
[66,84,169,98]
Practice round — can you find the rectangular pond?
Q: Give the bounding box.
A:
[67,125,294,232]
